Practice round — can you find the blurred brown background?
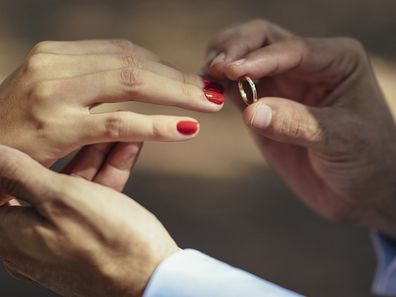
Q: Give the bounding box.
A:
[1,1,396,296]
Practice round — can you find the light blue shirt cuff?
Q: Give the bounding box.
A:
[372,232,396,296]
[143,249,303,297]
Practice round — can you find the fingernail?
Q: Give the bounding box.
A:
[230,59,246,67]
[204,89,224,105]
[251,104,272,129]
[206,50,218,65]
[204,80,225,93]
[210,52,225,67]
[203,80,224,105]
[177,121,200,135]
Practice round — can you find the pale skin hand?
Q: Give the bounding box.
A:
[206,20,396,238]
[0,145,178,297]
[0,39,224,167]
[0,39,225,294]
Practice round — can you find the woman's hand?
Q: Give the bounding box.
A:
[206,20,396,238]
[62,142,143,192]
[0,145,178,297]
[0,39,225,166]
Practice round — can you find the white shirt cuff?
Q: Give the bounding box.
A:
[372,232,396,296]
[143,249,303,297]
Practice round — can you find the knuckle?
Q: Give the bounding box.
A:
[179,71,197,85]
[343,37,365,54]
[110,39,135,52]
[30,41,53,54]
[119,68,143,89]
[120,55,143,69]
[24,53,50,74]
[213,27,234,45]
[150,118,164,139]
[29,81,54,102]
[288,36,310,54]
[104,114,128,139]
[180,84,196,101]
[228,38,250,55]
[347,38,368,62]
[248,18,270,30]
[40,199,66,219]
[334,37,368,68]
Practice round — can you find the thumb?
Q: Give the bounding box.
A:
[0,145,59,207]
[243,98,332,151]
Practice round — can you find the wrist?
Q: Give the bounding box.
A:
[360,179,396,240]
[136,245,182,297]
[364,204,396,240]
[357,140,396,239]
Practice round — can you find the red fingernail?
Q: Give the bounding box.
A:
[177,121,199,135]
[204,89,225,105]
[204,80,225,93]
[203,80,225,105]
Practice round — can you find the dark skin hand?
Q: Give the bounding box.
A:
[207,19,396,238]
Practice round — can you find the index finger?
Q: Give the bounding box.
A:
[223,37,360,81]
[48,68,225,112]
[207,20,291,78]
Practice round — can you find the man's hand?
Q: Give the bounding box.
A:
[0,145,178,297]
[206,20,396,238]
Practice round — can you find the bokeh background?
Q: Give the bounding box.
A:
[1,0,396,296]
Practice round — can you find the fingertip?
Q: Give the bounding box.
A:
[209,52,226,68]
[200,103,224,114]
[242,103,256,125]
[206,49,219,66]
[229,59,247,68]
[243,101,273,130]
[224,62,247,81]
[206,62,226,79]
[176,119,200,136]
[206,103,225,113]
[203,80,225,110]
[206,52,231,79]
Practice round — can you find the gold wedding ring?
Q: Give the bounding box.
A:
[238,76,257,105]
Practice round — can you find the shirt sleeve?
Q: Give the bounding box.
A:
[372,232,396,296]
[143,249,303,297]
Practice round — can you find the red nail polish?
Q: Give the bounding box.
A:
[204,80,225,93]
[204,89,224,105]
[203,80,225,105]
[177,121,199,135]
